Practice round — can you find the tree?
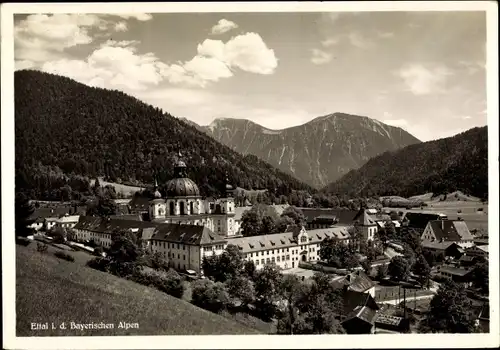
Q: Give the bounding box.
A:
[376,220,394,248]
[388,256,410,282]
[50,225,67,244]
[275,215,295,233]
[472,261,488,294]
[226,275,256,307]
[280,206,306,226]
[243,260,257,280]
[420,280,476,333]
[191,279,230,314]
[401,227,422,255]
[15,192,35,238]
[376,264,388,280]
[319,237,359,269]
[201,244,244,282]
[241,210,262,237]
[278,274,307,334]
[412,255,431,288]
[106,228,143,277]
[253,264,283,320]
[86,193,118,217]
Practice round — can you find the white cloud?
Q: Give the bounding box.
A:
[114,21,128,32]
[396,63,453,95]
[310,49,332,65]
[321,37,340,47]
[15,14,101,62]
[462,115,472,120]
[111,13,153,21]
[182,56,233,82]
[15,60,35,70]
[196,32,278,75]
[347,32,373,49]
[378,31,395,39]
[41,44,167,91]
[102,39,140,48]
[211,19,239,35]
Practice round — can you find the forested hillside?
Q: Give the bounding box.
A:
[14,70,313,201]
[323,127,488,200]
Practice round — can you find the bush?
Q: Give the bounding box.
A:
[16,237,32,246]
[36,242,48,253]
[131,268,185,299]
[54,251,75,262]
[86,257,111,272]
[93,246,104,257]
[191,279,230,314]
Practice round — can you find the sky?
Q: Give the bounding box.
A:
[13,10,487,141]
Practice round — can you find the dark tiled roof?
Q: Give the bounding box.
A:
[343,305,378,325]
[109,214,142,221]
[150,224,227,245]
[439,265,472,277]
[403,212,443,230]
[129,196,150,212]
[342,290,379,317]
[29,206,86,221]
[421,241,456,250]
[74,216,155,233]
[353,210,377,226]
[332,270,375,293]
[429,220,474,242]
[74,216,226,246]
[300,208,359,226]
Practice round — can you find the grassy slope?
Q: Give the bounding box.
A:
[16,246,261,336]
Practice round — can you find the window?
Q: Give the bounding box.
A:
[256,260,259,265]
[267,251,269,255]
[300,236,307,243]
[261,259,265,264]
[277,256,280,262]
[177,244,180,249]
[287,248,289,252]
[177,254,180,259]
[272,250,274,254]
[183,245,185,250]
[266,258,270,264]
[286,255,290,260]
[183,255,185,260]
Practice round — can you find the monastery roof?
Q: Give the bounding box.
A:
[227,226,350,254]
[109,214,143,221]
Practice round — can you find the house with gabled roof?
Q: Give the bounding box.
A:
[332,270,376,297]
[340,290,380,334]
[421,220,475,248]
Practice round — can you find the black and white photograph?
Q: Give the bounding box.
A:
[2,1,498,349]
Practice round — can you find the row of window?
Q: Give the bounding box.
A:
[154,249,188,261]
[247,245,319,258]
[152,241,194,251]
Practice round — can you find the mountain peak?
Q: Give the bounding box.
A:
[203,112,421,188]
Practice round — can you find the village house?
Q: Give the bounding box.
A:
[340,289,380,334]
[421,220,475,248]
[436,265,473,286]
[332,270,377,298]
[54,214,80,229]
[421,241,464,259]
[464,245,489,259]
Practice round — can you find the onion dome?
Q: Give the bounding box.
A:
[164,152,200,197]
[165,178,201,197]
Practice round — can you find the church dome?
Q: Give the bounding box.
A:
[165,178,201,197]
[154,189,162,198]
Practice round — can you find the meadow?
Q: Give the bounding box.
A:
[16,245,261,336]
